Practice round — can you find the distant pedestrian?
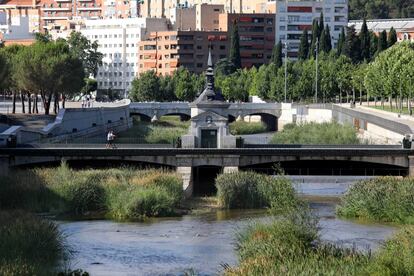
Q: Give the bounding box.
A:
[106,130,116,149]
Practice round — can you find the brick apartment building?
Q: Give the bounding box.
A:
[138,12,275,75]
[138,30,229,76]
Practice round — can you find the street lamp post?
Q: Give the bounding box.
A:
[315,37,319,104]
[410,78,413,116]
[399,74,403,114]
[284,41,288,103]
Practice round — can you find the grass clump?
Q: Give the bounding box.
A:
[337,177,414,224]
[117,116,189,144]
[0,210,66,275]
[229,121,267,135]
[226,209,369,275]
[365,226,414,275]
[0,163,183,221]
[271,122,360,144]
[215,171,298,210]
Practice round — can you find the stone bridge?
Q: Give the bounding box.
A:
[129,102,284,130]
[1,147,413,197]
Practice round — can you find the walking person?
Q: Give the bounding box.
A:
[106,130,117,149]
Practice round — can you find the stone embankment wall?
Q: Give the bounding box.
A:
[294,104,406,145]
[0,100,132,146]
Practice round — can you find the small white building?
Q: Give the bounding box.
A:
[80,17,169,98]
[275,0,348,59]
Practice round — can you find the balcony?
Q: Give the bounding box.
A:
[77,6,101,11]
[41,16,69,20]
[78,0,93,2]
[42,7,71,11]
[55,0,71,2]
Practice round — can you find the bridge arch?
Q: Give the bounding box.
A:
[238,112,278,132]
[130,112,152,122]
[241,159,408,176]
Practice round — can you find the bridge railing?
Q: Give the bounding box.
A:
[33,136,177,148]
[242,144,402,149]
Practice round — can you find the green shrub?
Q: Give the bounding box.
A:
[215,171,297,210]
[227,209,369,275]
[1,164,183,221]
[0,210,65,275]
[365,226,414,275]
[271,122,360,144]
[337,177,414,224]
[229,121,267,135]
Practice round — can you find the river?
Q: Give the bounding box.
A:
[59,176,396,276]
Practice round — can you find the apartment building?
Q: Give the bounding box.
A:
[349,18,414,42]
[219,13,275,67]
[170,3,224,31]
[81,17,169,96]
[138,30,228,76]
[141,0,276,19]
[275,0,348,58]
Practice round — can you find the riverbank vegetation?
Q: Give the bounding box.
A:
[229,121,267,135]
[117,116,189,144]
[271,122,360,144]
[215,171,298,211]
[227,207,414,275]
[0,210,66,275]
[0,163,183,221]
[337,177,414,224]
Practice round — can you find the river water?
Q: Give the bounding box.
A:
[59,176,397,276]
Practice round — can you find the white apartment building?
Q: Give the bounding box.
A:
[275,0,348,58]
[81,17,169,97]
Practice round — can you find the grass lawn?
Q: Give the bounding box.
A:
[370,105,413,115]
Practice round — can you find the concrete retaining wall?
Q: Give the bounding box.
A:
[0,100,132,146]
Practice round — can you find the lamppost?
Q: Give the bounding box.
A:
[314,37,319,104]
[399,73,403,114]
[284,41,288,103]
[410,77,413,116]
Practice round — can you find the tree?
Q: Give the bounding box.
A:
[388,27,398,47]
[15,41,84,114]
[0,51,9,91]
[343,26,361,63]
[173,67,198,101]
[67,31,103,78]
[377,30,388,54]
[214,58,236,76]
[220,71,249,102]
[369,31,378,58]
[359,18,371,61]
[337,27,346,56]
[309,19,320,58]
[319,12,324,34]
[298,30,310,61]
[159,75,177,102]
[34,33,51,43]
[320,25,332,53]
[271,41,283,68]
[229,19,241,69]
[130,71,160,102]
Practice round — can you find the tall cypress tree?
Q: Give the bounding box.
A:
[343,26,361,63]
[271,40,283,68]
[388,27,398,47]
[337,27,345,56]
[229,19,241,69]
[298,29,310,60]
[319,25,333,54]
[377,30,388,54]
[309,19,320,58]
[369,31,378,58]
[359,18,371,61]
[319,12,324,34]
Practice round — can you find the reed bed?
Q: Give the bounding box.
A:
[0,163,183,221]
[337,177,414,224]
[271,122,360,144]
[0,210,66,276]
[215,171,298,211]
